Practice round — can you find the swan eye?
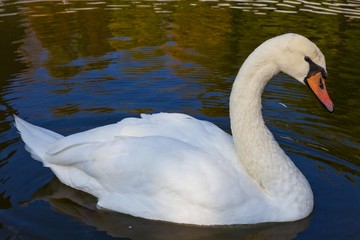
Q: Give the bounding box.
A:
[304,56,310,62]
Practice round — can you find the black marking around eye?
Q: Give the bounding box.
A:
[304,56,326,79]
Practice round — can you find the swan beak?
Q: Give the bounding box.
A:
[305,72,334,112]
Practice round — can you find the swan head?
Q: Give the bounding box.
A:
[265,33,334,112]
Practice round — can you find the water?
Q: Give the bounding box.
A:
[0,0,359,239]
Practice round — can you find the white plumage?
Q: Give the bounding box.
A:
[15,33,333,225]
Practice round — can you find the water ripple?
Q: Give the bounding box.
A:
[0,0,360,19]
[215,0,360,18]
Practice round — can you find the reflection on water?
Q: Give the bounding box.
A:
[0,0,359,239]
[28,178,311,240]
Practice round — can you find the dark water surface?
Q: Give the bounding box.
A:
[0,0,360,239]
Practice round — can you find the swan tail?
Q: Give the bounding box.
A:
[14,115,64,162]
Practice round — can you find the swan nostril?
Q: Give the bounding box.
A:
[319,78,324,89]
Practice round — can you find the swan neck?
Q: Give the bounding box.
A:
[229,54,279,182]
[229,51,277,145]
[229,50,313,215]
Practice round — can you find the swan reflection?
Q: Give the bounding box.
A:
[30,178,311,240]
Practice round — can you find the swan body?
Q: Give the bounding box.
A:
[15,33,334,225]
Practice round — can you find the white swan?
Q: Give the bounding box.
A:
[14,33,334,225]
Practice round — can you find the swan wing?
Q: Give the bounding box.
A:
[17,113,264,224]
[45,113,238,166]
[45,135,262,224]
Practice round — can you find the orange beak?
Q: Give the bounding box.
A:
[305,72,334,112]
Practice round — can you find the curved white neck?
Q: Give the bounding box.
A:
[229,48,313,217]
